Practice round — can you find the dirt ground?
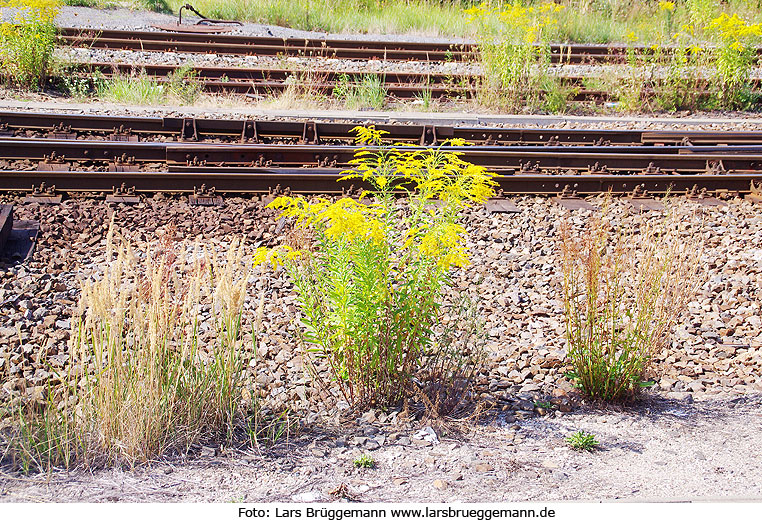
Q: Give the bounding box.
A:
[2,393,760,503]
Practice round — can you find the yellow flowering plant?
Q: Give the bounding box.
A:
[465,1,565,111]
[705,13,762,108]
[0,0,59,88]
[254,127,496,410]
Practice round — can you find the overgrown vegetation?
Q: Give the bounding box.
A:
[164,0,472,36]
[155,0,762,42]
[58,66,203,105]
[466,2,566,112]
[0,0,60,88]
[559,206,701,401]
[2,223,258,471]
[465,2,762,112]
[333,74,386,110]
[254,127,494,412]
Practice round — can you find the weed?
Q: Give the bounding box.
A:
[0,0,60,89]
[333,73,386,110]
[706,13,762,109]
[254,127,496,410]
[559,205,702,401]
[466,2,564,112]
[261,70,329,109]
[2,221,259,470]
[566,431,598,451]
[166,64,202,104]
[415,83,434,111]
[161,0,472,36]
[353,453,376,468]
[96,71,165,105]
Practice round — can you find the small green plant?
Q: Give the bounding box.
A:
[415,83,434,111]
[167,64,202,104]
[333,73,386,110]
[97,71,166,105]
[565,431,598,451]
[353,453,376,468]
[534,400,553,409]
[559,206,701,401]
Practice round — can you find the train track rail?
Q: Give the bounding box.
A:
[64,61,762,101]
[1,169,758,196]
[1,112,761,197]
[58,27,762,64]
[5,138,762,172]
[7,111,762,146]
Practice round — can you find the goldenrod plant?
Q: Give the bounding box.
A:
[0,0,60,88]
[706,12,762,109]
[559,207,702,401]
[465,2,565,111]
[254,127,496,410]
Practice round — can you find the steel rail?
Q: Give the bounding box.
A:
[1,169,757,195]
[12,111,762,146]
[4,139,762,173]
[65,62,760,101]
[57,28,762,64]
[0,110,642,145]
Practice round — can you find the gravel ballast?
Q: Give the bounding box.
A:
[0,193,760,501]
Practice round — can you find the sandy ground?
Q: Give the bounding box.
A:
[2,393,760,502]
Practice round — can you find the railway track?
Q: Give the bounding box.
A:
[1,112,761,197]
[63,61,761,101]
[58,27,762,64]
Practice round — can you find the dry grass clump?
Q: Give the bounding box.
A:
[559,206,702,400]
[2,221,256,471]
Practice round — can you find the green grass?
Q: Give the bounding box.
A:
[565,431,599,452]
[152,1,762,42]
[164,0,472,36]
[353,453,376,468]
[332,73,386,110]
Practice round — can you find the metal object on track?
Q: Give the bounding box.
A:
[624,185,664,211]
[0,204,11,252]
[153,3,241,33]
[106,183,140,204]
[685,184,727,207]
[552,186,597,210]
[190,184,223,206]
[24,182,61,204]
[748,180,762,204]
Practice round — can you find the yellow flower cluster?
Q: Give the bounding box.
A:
[706,13,762,49]
[465,1,564,41]
[253,127,498,274]
[0,0,59,25]
[658,1,675,12]
[267,195,386,245]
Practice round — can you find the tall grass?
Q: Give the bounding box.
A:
[165,0,473,36]
[559,206,702,401]
[2,222,255,471]
[92,67,202,106]
[333,74,386,110]
[157,0,762,41]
